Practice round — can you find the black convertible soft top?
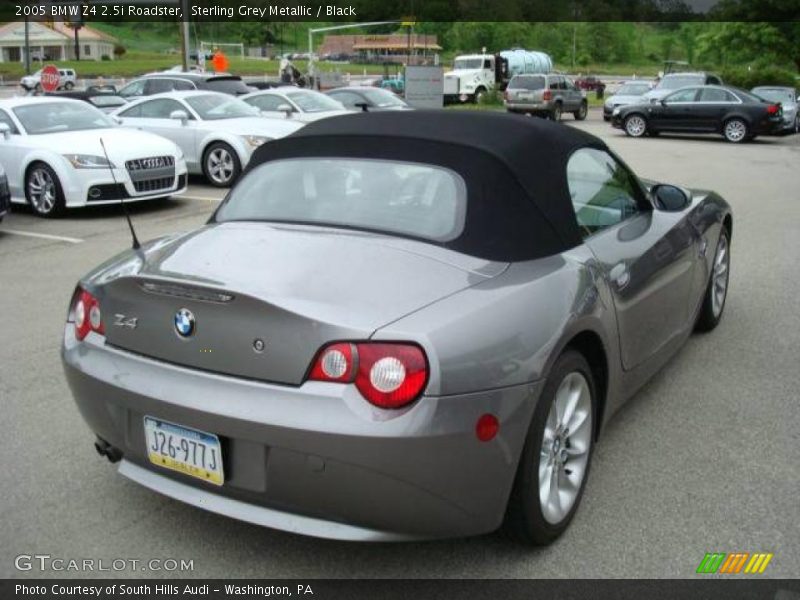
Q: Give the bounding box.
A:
[245,110,606,261]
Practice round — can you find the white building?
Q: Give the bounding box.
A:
[0,21,118,63]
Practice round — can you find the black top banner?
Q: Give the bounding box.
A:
[5,0,800,22]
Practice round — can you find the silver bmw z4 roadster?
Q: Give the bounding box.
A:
[62,111,732,544]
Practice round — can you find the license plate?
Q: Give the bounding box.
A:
[144,417,224,486]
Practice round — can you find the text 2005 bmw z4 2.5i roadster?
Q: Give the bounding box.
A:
[62,112,732,545]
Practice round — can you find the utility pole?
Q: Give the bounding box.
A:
[24,16,31,75]
[180,0,190,71]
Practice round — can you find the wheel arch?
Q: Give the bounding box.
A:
[563,330,609,441]
[198,133,248,167]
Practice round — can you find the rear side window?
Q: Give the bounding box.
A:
[509,76,545,90]
[700,88,736,102]
[567,148,643,237]
[217,158,467,242]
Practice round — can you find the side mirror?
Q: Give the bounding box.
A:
[110,115,122,125]
[276,103,294,117]
[652,184,690,212]
[649,97,660,105]
[0,123,10,140]
[170,110,189,125]
[354,102,370,113]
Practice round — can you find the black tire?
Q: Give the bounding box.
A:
[550,102,562,122]
[63,81,74,90]
[573,101,588,121]
[34,83,42,93]
[25,162,65,218]
[474,87,486,104]
[722,118,749,143]
[695,227,731,332]
[602,115,611,122]
[202,142,241,188]
[505,349,597,545]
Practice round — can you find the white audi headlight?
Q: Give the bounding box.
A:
[63,154,115,169]
[243,135,272,148]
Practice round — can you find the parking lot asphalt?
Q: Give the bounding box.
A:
[1,109,798,579]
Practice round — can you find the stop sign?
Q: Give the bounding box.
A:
[40,64,60,92]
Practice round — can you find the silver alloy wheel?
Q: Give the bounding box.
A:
[206,147,235,185]
[625,115,646,137]
[27,167,57,214]
[538,371,593,525]
[577,102,587,119]
[724,119,747,143]
[552,104,562,121]
[711,234,729,318]
[795,116,799,134]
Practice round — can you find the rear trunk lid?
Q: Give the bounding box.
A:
[95,222,505,385]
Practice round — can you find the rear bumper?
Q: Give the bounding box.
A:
[505,100,553,114]
[62,327,541,540]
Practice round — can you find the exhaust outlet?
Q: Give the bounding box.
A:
[94,437,123,463]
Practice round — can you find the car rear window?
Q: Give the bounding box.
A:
[216,158,467,242]
[509,75,545,90]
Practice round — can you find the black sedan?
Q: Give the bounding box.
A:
[44,90,128,114]
[612,85,783,143]
[325,86,411,112]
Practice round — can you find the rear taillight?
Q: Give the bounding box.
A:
[767,104,780,115]
[542,89,552,101]
[73,288,104,340]
[309,342,428,409]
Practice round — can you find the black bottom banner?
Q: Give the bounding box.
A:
[3,579,800,600]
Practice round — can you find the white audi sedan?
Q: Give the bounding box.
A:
[113,91,304,187]
[0,97,188,217]
[241,88,350,123]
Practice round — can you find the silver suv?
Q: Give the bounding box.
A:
[20,68,77,92]
[504,73,587,121]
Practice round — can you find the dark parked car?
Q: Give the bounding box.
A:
[612,85,784,143]
[117,74,253,100]
[574,75,606,94]
[44,90,128,113]
[325,86,411,111]
[62,111,732,545]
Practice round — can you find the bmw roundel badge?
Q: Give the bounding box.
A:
[174,308,195,338]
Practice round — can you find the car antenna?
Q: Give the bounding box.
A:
[99,137,140,250]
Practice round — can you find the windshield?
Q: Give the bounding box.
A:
[509,75,545,90]
[454,58,484,70]
[657,75,704,90]
[616,83,651,96]
[216,158,467,242]
[286,90,344,112]
[185,94,259,120]
[360,88,407,108]
[753,88,795,104]
[13,102,113,134]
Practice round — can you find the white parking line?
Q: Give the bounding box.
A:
[1,229,84,244]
